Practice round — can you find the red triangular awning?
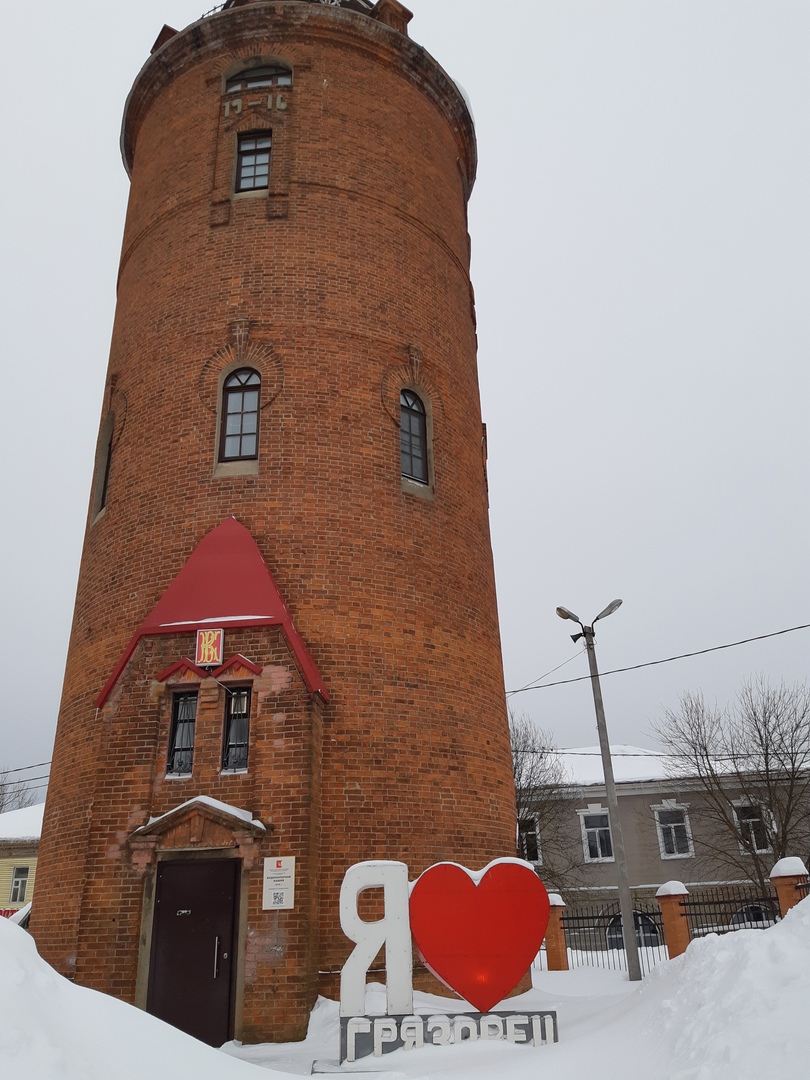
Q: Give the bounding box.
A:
[95,517,328,706]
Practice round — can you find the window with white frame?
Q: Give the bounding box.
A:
[653,802,694,859]
[579,806,614,862]
[518,817,542,864]
[10,866,29,904]
[733,802,772,854]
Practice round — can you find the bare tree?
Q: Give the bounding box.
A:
[654,677,810,891]
[510,712,585,892]
[0,768,37,814]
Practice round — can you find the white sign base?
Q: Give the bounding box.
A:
[340,1010,558,1062]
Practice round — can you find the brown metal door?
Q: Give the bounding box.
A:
[147,858,239,1046]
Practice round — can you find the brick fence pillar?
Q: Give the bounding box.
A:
[655,881,690,959]
[545,893,568,971]
[769,858,809,918]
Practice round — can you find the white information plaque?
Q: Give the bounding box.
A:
[262,856,296,910]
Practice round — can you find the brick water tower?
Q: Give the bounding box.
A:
[32,0,517,1045]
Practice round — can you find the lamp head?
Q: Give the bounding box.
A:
[594,598,623,623]
[556,606,581,624]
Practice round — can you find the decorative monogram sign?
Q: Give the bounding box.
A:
[338,859,556,1063]
[195,628,224,667]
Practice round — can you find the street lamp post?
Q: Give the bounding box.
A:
[556,600,642,982]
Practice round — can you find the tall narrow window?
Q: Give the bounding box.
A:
[400,389,428,483]
[236,132,271,192]
[654,804,694,858]
[10,866,29,904]
[580,810,613,862]
[167,692,197,775]
[734,803,771,854]
[518,817,541,864]
[223,688,251,771]
[220,369,261,461]
[92,412,115,517]
[99,426,113,510]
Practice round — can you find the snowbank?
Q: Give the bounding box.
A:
[229,899,810,1080]
[3,896,809,1079]
[0,918,280,1080]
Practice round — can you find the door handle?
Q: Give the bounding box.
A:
[213,935,220,979]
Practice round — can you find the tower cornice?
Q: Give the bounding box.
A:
[121,1,476,193]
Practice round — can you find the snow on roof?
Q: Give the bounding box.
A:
[142,795,265,832]
[558,745,670,787]
[0,802,44,841]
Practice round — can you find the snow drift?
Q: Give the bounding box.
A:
[2,897,809,1079]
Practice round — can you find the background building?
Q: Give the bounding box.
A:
[0,804,42,920]
[519,744,808,899]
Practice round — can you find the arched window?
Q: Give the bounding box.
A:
[220,369,261,461]
[400,389,428,483]
[606,912,662,950]
[92,412,115,518]
[225,64,292,93]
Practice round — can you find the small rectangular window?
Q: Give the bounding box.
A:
[10,866,29,904]
[223,687,251,771]
[236,133,271,193]
[581,812,613,861]
[168,692,197,775]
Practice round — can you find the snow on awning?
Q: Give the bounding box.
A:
[131,795,266,837]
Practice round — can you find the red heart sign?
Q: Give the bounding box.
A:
[409,860,550,1013]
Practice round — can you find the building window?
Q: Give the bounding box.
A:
[99,427,113,510]
[167,692,197,775]
[222,688,251,771]
[518,817,541,864]
[236,133,271,192]
[92,412,115,518]
[734,803,772,854]
[653,804,694,859]
[10,866,29,904]
[400,389,428,483]
[606,912,662,949]
[580,808,614,862]
[729,904,775,930]
[220,369,261,461]
[226,64,292,92]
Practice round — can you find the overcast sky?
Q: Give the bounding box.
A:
[1,1,808,793]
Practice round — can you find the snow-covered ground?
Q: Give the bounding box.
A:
[3,899,809,1079]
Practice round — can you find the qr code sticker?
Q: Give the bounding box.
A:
[271,891,286,907]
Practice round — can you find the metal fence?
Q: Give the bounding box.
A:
[680,884,779,938]
[561,901,667,975]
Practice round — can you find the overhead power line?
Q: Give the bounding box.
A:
[2,760,52,774]
[1,773,50,788]
[506,622,810,697]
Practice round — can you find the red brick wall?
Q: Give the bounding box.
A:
[34,2,516,1039]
